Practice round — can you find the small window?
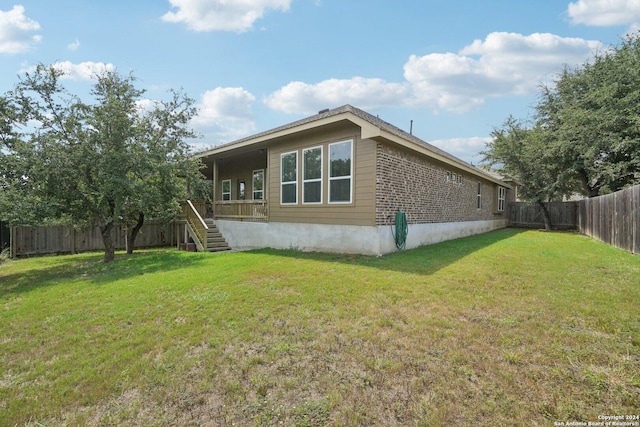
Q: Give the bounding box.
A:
[498,186,506,211]
[222,179,231,201]
[329,140,353,203]
[303,146,322,204]
[477,182,482,209]
[446,171,452,182]
[253,170,264,200]
[457,174,463,184]
[281,151,297,204]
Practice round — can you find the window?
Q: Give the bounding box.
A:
[238,180,246,200]
[303,146,322,204]
[253,170,264,200]
[222,179,231,201]
[498,187,506,211]
[329,140,353,203]
[446,170,463,184]
[281,151,297,204]
[477,182,482,209]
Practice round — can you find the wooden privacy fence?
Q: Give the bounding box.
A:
[508,202,578,230]
[577,184,639,254]
[10,220,177,258]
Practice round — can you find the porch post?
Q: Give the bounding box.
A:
[212,159,218,218]
[265,147,269,204]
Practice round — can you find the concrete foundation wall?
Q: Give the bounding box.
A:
[216,219,507,256]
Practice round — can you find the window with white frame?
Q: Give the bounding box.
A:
[303,146,322,204]
[446,170,463,184]
[329,140,353,203]
[222,179,231,201]
[253,170,264,200]
[281,151,297,204]
[498,186,506,211]
[477,182,482,209]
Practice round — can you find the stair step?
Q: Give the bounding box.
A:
[183,211,231,252]
[207,241,229,247]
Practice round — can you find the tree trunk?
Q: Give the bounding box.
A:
[578,169,600,198]
[537,200,553,231]
[101,222,115,263]
[127,212,144,255]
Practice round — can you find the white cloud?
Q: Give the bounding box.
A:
[626,22,640,35]
[162,0,292,32]
[405,32,601,112]
[52,61,116,80]
[266,32,601,116]
[568,0,640,26]
[67,39,80,51]
[264,77,410,115]
[192,87,257,143]
[19,61,116,80]
[0,5,41,54]
[135,99,157,115]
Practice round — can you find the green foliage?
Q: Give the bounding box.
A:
[539,33,640,196]
[484,117,577,204]
[484,32,640,200]
[3,65,204,261]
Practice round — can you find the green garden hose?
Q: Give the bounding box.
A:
[392,211,408,251]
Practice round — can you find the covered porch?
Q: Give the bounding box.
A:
[198,145,269,223]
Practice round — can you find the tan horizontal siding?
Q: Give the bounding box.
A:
[216,151,267,201]
[268,125,377,226]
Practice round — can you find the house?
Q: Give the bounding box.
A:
[189,104,512,255]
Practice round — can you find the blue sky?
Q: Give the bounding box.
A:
[1,0,639,164]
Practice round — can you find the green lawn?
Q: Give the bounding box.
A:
[1,229,638,426]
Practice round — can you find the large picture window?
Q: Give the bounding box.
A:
[253,170,264,200]
[329,140,353,203]
[281,151,297,204]
[498,186,506,211]
[222,179,231,201]
[303,146,322,204]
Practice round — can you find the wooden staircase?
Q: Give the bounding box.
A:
[182,200,231,253]
[202,218,230,252]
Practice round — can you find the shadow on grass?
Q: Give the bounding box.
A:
[1,229,528,298]
[0,249,212,298]
[251,228,527,276]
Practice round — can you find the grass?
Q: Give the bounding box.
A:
[0,229,639,426]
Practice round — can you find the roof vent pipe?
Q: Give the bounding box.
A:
[410,120,413,135]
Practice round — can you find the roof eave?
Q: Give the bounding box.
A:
[194,111,363,159]
[372,129,510,187]
[194,106,510,188]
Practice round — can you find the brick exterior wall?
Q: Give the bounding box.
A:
[375,143,502,226]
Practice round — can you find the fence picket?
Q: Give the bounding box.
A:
[577,184,639,254]
[11,220,176,257]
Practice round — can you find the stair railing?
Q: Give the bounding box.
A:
[183,200,209,251]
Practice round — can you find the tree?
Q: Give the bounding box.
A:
[6,65,206,262]
[483,117,578,230]
[535,32,640,197]
[483,33,640,226]
[0,96,50,225]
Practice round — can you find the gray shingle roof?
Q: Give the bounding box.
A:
[197,104,502,184]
